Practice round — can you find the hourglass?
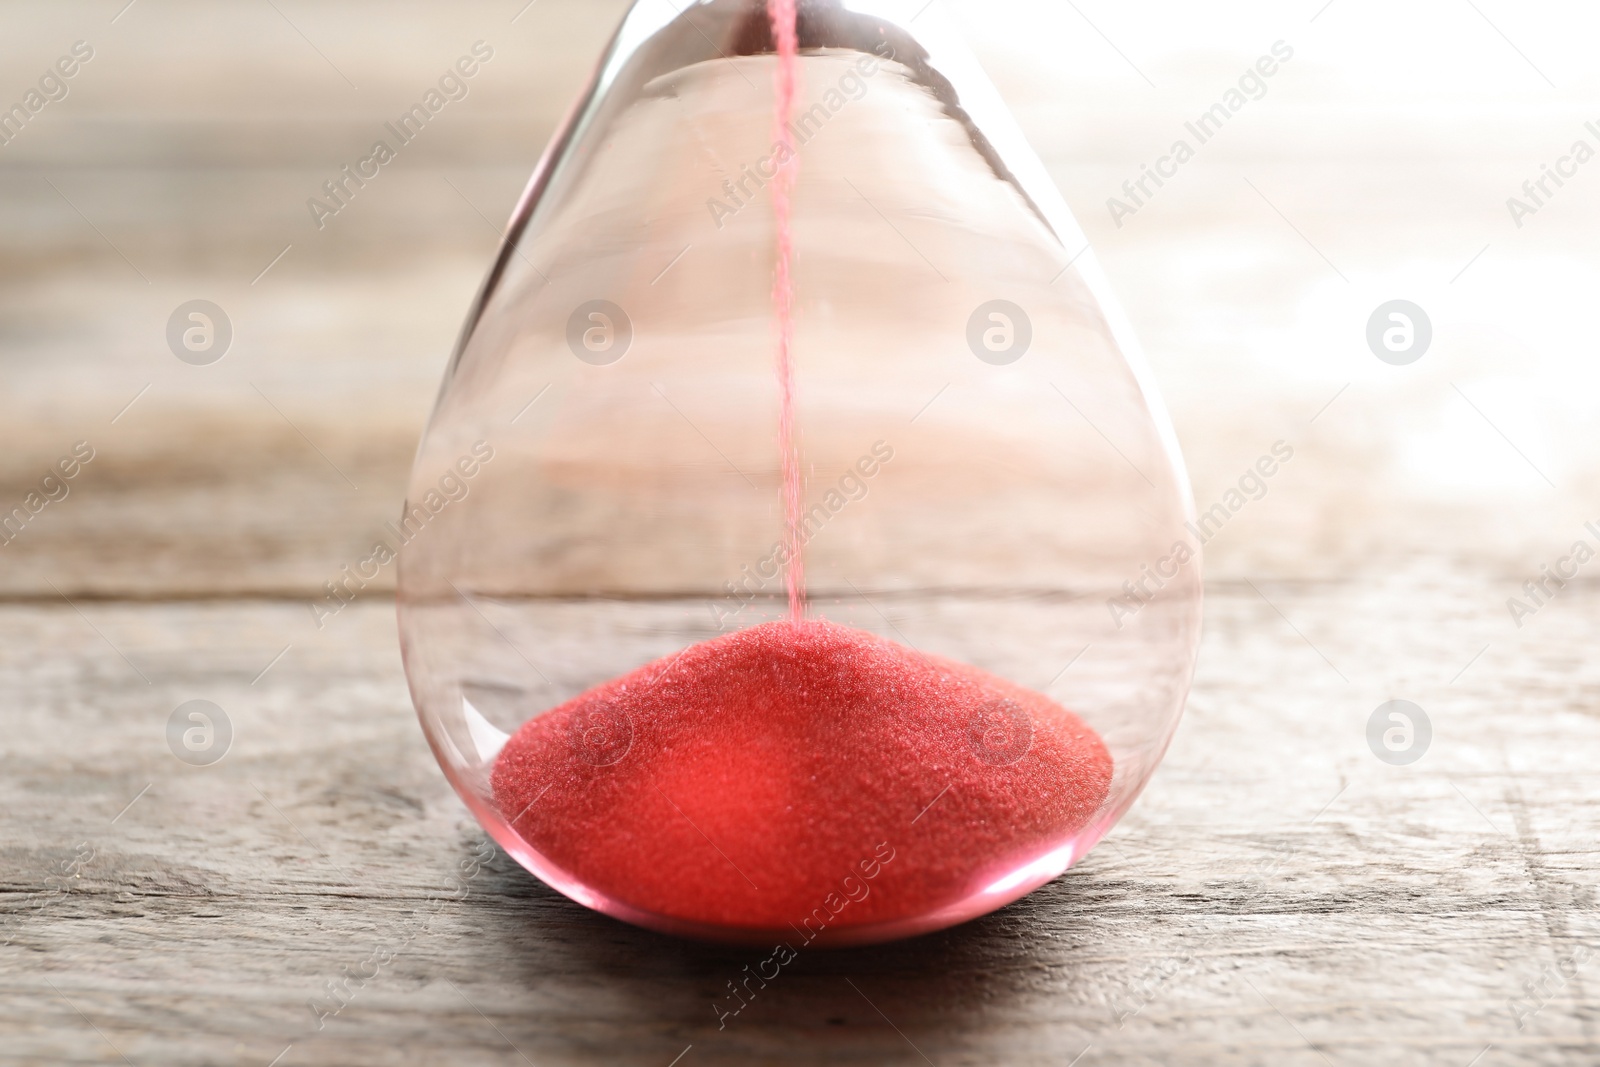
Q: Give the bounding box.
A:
[398,0,1202,946]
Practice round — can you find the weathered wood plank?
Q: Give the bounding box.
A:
[5,2,1600,1063]
[2,583,1597,1065]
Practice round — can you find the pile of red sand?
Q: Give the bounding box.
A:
[491,619,1111,935]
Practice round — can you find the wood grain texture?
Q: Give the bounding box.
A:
[3,579,1598,1066]
[5,0,1600,1063]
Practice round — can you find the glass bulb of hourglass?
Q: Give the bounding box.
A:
[398,0,1202,946]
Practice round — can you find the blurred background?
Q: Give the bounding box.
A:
[3,0,1595,597]
[6,1,1600,1063]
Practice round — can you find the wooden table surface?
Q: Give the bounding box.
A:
[4,1,1600,1064]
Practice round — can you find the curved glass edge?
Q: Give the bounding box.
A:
[399,0,1205,936]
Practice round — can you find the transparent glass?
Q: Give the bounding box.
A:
[398,0,1202,946]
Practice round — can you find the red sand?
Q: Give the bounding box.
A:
[491,620,1112,935]
[491,5,1111,939]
